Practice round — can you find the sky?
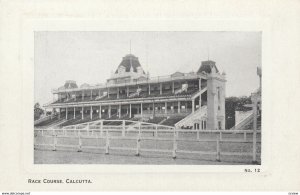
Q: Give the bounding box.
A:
[34,31,261,106]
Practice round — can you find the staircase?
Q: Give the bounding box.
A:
[231,112,261,130]
[175,106,207,128]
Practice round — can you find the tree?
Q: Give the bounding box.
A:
[225,96,252,129]
[34,102,44,120]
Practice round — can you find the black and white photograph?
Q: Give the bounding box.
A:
[1,0,300,193]
[34,31,262,165]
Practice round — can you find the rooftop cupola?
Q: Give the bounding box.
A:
[197,60,219,74]
[115,54,145,74]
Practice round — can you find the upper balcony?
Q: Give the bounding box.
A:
[51,72,208,94]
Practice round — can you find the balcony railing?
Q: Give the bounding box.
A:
[51,73,206,93]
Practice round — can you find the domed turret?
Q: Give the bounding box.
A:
[115,54,145,74]
[108,54,147,84]
[197,60,219,74]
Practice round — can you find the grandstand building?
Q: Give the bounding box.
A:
[42,53,226,130]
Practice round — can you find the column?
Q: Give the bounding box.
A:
[58,108,61,119]
[99,105,102,119]
[165,102,167,114]
[141,103,143,117]
[172,82,174,93]
[129,104,132,118]
[153,101,155,117]
[90,106,93,119]
[148,84,151,95]
[192,100,195,113]
[160,83,162,95]
[117,87,119,99]
[82,91,84,100]
[73,107,76,119]
[119,104,121,118]
[74,92,76,101]
[81,107,84,119]
[127,86,129,97]
[107,88,110,98]
[108,105,111,118]
[199,95,202,108]
[178,101,180,113]
[90,90,93,100]
[199,78,201,91]
[66,108,68,119]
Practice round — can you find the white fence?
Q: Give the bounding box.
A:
[34,124,261,163]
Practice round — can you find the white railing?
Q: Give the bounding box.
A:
[34,115,52,125]
[175,106,207,128]
[34,128,261,163]
[231,112,254,130]
[51,73,205,93]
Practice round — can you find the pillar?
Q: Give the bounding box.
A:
[117,87,119,99]
[90,106,93,119]
[129,104,132,118]
[119,104,121,118]
[99,105,102,119]
[108,105,111,118]
[81,107,84,119]
[108,88,110,98]
[199,78,201,91]
[66,108,68,119]
[165,102,167,114]
[82,91,84,100]
[58,108,61,119]
[148,84,151,95]
[172,82,174,93]
[90,90,93,100]
[160,83,162,95]
[192,100,195,113]
[178,101,180,113]
[141,103,143,117]
[73,107,76,119]
[127,86,129,97]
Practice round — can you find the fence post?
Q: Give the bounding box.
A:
[100,123,103,137]
[252,95,258,164]
[34,131,37,150]
[52,130,57,151]
[105,129,109,155]
[155,125,158,137]
[172,130,177,159]
[41,129,44,136]
[136,130,140,156]
[122,120,125,137]
[244,132,247,141]
[216,136,221,162]
[78,131,82,152]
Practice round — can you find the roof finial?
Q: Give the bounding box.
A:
[207,45,210,61]
[130,40,131,54]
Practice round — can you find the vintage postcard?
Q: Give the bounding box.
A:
[0,0,299,192]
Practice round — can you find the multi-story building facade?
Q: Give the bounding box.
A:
[44,54,226,130]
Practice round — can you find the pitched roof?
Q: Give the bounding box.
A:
[197,60,219,74]
[115,54,144,74]
[62,80,78,89]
